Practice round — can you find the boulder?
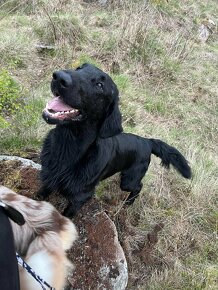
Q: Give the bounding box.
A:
[68,198,128,290]
[0,155,128,290]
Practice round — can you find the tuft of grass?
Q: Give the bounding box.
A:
[0,24,37,69]
[0,87,47,153]
[33,13,85,46]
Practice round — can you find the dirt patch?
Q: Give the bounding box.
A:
[113,209,165,288]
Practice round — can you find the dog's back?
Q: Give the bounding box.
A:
[100,133,191,205]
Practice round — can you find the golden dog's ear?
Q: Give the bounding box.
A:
[99,99,123,138]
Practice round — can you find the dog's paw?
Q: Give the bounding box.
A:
[63,204,77,218]
[124,195,136,206]
[124,199,135,206]
[35,193,44,201]
[35,187,51,201]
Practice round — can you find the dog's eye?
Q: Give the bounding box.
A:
[96,83,103,90]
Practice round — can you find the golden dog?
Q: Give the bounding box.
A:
[0,185,78,290]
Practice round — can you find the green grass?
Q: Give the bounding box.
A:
[0,95,45,153]
[0,0,217,289]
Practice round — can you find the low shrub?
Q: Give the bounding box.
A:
[0,69,23,117]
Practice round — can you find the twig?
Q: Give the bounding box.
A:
[41,4,58,42]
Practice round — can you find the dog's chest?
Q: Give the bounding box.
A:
[41,138,111,192]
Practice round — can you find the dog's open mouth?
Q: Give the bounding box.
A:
[43,97,82,122]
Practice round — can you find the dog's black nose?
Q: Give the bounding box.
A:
[52,71,72,88]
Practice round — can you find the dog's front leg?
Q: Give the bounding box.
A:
[63,191,94,218]
[36,185,52,201]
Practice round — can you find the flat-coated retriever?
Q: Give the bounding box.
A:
[38,63,191,217]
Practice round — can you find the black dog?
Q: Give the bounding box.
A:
[38,64,191,217]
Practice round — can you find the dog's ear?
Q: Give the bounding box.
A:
[99,99,123,138]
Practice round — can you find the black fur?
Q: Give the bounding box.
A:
[38,64,191,217]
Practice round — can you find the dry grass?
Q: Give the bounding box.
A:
[0,0,217,289]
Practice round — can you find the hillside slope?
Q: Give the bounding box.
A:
[0,1,217,289]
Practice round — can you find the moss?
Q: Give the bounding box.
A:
[0,161,22,191]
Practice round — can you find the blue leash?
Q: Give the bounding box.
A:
[16,253,55,290]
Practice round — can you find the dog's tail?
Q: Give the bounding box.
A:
[149,138,191,179]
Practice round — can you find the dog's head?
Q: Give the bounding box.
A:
[43,63,123,138]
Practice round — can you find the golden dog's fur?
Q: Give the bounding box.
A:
[0,185,78,290]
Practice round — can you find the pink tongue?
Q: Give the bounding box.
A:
[47,97,73,111]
